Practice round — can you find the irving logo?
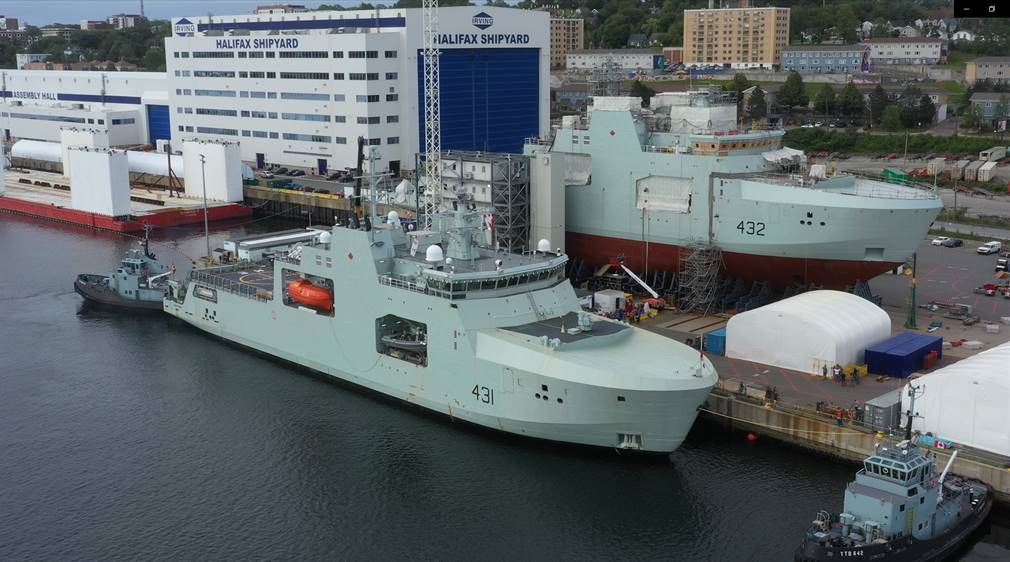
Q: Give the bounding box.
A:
[472,12,493,30]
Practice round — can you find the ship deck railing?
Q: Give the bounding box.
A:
[524,136,553,147]
[377,275,461,300]
[188,263,273,303]
[734,172,939,200]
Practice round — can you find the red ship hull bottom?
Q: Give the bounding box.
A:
[0,196,252,233]
[566,232,901,290]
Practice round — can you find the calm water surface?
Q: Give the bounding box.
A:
[1,216,1007,561]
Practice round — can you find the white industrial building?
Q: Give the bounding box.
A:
[566,49,662,71]
[0,6,549,176]
[725,290,891,375]
[902,341,1010,458]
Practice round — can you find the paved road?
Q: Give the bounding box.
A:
[928,116,959,137]
[934,221,1010,241]
[939,190,1010,218]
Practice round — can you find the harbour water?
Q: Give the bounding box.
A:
[1,215,1008,561]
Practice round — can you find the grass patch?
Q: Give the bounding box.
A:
[929,227,1008,245]
[946,50,973,70]
[937,208,1010,228]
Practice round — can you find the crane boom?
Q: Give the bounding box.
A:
[421,0,441,229]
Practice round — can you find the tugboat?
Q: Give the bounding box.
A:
[796,384,991,561]
[74,226,174,311]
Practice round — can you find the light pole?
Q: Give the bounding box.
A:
[199,153,211,263]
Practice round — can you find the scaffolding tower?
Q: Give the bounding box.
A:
[438,151,530,253]
[677,241,722,313]
[590,54,622,98]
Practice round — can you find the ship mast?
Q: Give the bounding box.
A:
[904,381,924,442]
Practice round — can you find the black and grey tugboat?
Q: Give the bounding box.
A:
[796,384,991,561]
[74,226,174,311]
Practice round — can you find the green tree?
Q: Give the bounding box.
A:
[836,82,865,116]
[746,86,767,121]
[868,85,890,124]
[961,104,980,130]
[997,95,1010,121]
[813,83,836,117]
[729,72,751,95]
[630,80,656,108]
[881,105,902,132]
[917,94,936,127]
[777,71,809,110]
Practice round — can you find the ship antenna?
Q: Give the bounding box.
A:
[904,381,924,442]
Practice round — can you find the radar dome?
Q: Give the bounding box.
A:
[425,244,444,263]
[318,231,332,244]
[387,210,401,226]
[537,238,551,253]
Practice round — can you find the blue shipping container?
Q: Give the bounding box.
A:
[864,332,943,378]
[704,327,726,356]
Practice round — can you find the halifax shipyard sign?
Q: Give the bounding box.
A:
[435,11,529,45]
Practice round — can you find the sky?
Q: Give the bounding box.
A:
[4,1,366,27]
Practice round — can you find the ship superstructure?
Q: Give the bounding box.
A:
[524,91,943,289]
[164,194,717,453]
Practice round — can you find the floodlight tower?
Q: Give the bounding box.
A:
[421,0,441,229]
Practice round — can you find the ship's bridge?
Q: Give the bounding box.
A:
[862,443,933,486]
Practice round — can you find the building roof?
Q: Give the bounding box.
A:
[568,48,662,55]
[862,37,942,44]
[970,56,1010,64]
[971,92,1010,102]
[782,44,867,52]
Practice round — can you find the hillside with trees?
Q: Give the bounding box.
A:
[1,21,171,70]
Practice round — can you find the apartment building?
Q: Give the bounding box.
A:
[550,17,584,69]
[683,0,790,69]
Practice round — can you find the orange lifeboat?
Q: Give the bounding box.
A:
[287,278,333,311]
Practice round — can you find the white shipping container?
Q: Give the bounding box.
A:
[978,161,999,183]
[980,146,1007,162]
[926,157,946,176]
[964,160,985,182]
[68,148,131,216]
[952,160,971,180]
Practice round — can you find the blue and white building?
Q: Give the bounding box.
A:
[0,6,550,174]
[781,45,870,74]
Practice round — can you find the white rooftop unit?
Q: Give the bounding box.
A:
[68,147,131,216]
[902,341,1010,457]
[182,139,243,203]
[725,290,891,375]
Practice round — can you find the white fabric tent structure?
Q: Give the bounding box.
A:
[902,342,1010,457]
[725,290,891,374]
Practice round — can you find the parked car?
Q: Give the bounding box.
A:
[326,172,341,181]
[315,188,330,195]
[996,258,1009,272]
[275,167,289,175]
[931,236,951,246]
[259,171,275,179]
[940,238,963,248]
[977,241,1003,255]
[289,169,306,177]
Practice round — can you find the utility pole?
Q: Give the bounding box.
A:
[904,252,917,330]
[903,131,909,163]
[199,154,211,263]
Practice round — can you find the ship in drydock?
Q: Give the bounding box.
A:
[164,193,717,453]
[524,91,943,289]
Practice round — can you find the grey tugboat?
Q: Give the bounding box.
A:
[796,385,991,561]
[74,226,174,311]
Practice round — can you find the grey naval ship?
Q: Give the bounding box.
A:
[164,193,718,453]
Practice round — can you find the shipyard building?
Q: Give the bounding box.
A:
[0,6,549,174]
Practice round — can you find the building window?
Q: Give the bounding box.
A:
[253,131,269,138]
[384,50,397,58]
[368,138,381,145]
[266,52,275,58]
[385,72,398,80]
[194,70,236,78]
[281,92,330,101]
[349,50,378,59]
[282,133,332,142]
[279,72,329,80]
[334,115,346,123]
[356,116,380,124]
[240,91,250,98]
[279,51,328,58]
[194,89,235,97]
[387,137,399,144]
[356,95,380,103]
[332,51,344,58]
[333,73,345,80]
[196,126,238,136]
[335,137,347,144]
[386,115,399,123]
[238,52,247,58]
[282,112,330,122]
[242,130,251,137]
[333,94,345,101]
[269,132,279,139]
[386,94,398,102]
[192,51,234,58]
[349,73,379,80]
[248,52,264,59]
[196,108,238,116]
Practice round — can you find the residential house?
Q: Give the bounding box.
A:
[965,57,1010,84]
[781,44,870,74]
[861,37,943,65]
[969,92,1010,128]
[952,30,976,42]
[627,34,647,48]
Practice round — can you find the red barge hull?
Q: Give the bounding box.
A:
[567,232,901,290]
[0,196,252,232]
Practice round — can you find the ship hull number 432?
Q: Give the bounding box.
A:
[736,220,766,236]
